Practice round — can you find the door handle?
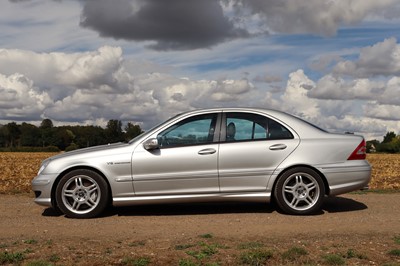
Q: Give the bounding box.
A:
[269,144,287,150]
[198,148,217,155]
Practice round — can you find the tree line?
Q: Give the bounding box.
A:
[0,119,143,152]
[0,119,399,153]
[366,131,400,153]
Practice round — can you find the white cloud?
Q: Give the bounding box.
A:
[0,73,52,119]
[308,75,385,100]
[364,103,400,121]
[232,0,400,36]
[1,40,400,139]
[378,76,400,106]
[280,69,319,119]
[0,46,264,128]
[334,37,400,77]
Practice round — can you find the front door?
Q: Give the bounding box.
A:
[132,113,220,196]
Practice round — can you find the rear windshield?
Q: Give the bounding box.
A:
[289,114,328,133]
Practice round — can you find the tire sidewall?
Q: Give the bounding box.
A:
[55,169,109,218]
[274,167,325,215]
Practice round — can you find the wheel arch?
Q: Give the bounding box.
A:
[271,164,330,199]
[50,166,112,210]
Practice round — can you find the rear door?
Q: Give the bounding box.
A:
[218,111,300,192]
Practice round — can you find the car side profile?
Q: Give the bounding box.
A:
[32,108,371,218]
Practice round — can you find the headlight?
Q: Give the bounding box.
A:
[37,159,51,175]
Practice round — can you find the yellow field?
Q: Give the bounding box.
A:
[367,154,400,190]
[0,152,399,194]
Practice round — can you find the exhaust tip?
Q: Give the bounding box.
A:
[361,186,369,191]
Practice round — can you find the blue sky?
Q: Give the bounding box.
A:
[1,0,400,140]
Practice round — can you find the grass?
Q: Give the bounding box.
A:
[322,254,346,265]
[239,249,273,265]
[186,244,218,260]
[388,249,400,257]
[121,256,150,266]
[199,233,213,239]
[25,261,53,266]
[48,254,60,263]
[0,251,25,264]
[24,239,38,245]
[1,236,399,265]
[178,259,199,266]
[281,246,308,261]
[175,244,196,250]
[345,249,368,260]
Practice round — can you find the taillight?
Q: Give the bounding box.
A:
[347,139,367,160]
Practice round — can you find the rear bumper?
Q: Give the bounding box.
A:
[318,160,371,196]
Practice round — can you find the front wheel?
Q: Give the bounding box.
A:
[274,167,325,215]
[55,169,109,218]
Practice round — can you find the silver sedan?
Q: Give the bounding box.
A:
[32,108,371,218]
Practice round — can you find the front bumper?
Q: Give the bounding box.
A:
[31,173,58,207]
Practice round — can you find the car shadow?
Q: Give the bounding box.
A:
[41,196,367,218]
[322,196,368,213]
[42,207,64,217]
[104,202,275,217]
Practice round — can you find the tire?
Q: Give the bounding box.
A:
[55,169,109,218]
[274,167,325,215]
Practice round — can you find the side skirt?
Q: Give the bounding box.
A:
[112,192,271,207]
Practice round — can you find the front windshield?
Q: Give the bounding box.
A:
[128,113,182,144]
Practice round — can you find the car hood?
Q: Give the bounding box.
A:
[49,142,130,161]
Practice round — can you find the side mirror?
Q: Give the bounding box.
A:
[143,138,159,150]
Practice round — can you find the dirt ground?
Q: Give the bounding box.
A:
[1,193,399,265]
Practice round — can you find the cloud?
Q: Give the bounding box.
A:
[308,75,385,100]
[80,0,248,51]
[230,0,400,36]
[378,76,400,105]
[0,73,52,120]
[78,0,400,51]
[280,69,319,119]
[334,37,400,77]
[0,46,262,127]
[364,103,400,121]
[276,68,395,138]
[1,39,400,139]
[0,46,131,100]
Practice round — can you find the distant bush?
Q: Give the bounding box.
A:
[65,143,79,152]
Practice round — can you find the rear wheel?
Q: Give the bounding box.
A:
[274,167,325,215]
[56,169,109,218]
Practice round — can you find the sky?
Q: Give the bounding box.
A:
[1,0,400,140]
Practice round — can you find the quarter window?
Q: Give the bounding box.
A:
[158,114,217,148]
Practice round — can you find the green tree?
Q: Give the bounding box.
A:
[125,122,143,141]
[40,118,53,129]
[20,122,41,147]
[382,131,396,143]
[377,132,400,153]
[105,120,123,143]
[4,122,21,148]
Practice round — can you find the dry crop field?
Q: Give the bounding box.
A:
[0,152,399,194]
